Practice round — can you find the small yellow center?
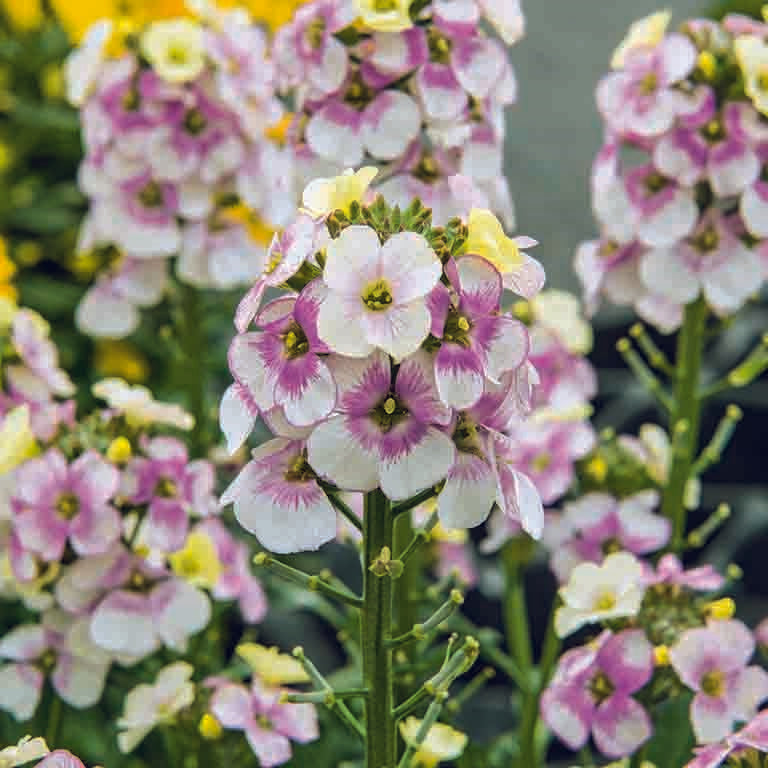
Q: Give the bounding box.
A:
[758,69,768,92]
[166,43,189,66]
[282,323,309,358]
[694,226,719,253]
[653,645,670,667]
[306,16,326,49]
[55,492,80,520]
[138,181,163,208]
[595,591,617,611]
[362,279,394,312]
[532,453,551,472]
[588,671,615,703]
[383,397,397,415]
[701,669,725,697]
[585,454,608,482]
[374,0,398,9]
[107,436,133,464]
[199,713,223,740]
[183,108,207,136]
[702,118,725,143]
[457,317,470,332]
[154,477,178,498]
[639,72,658,94]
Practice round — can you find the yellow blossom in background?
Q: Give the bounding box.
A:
[141,18,205,83]
[169,531,222,588]
[236,643,310,687]
[398,718,468,768]
[530,291,593,355]
[198,713,223,740]
[705,597,736,621]
[92,378,195,430]
[611,10,671,69]
[106,436,133,464]
[302,167,379,217]
[0,238,17,302]
[735,35,768,117]
[0,406,38,474]
[354,0,413,32]
[0,736,49,768]
[94,340,149,383]
[465,208,524,275]
[0,296,16,332]
[220,204,275,247]
[0,0,44,32]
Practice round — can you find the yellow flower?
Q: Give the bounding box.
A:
[653,644,670,667]
[93,378,195,430]
[302,167,379,217]
[106,437,133,464]
[0,296,17,333]
[0,0,44,32]
[611,10,671,69]
[398,718,468,768]
[0,406,38,474]
[220,204,275,246]
[735,35,768,117]
[94,340,149,383]
[169,531,222,589]
[354,0,412,32]
[0,735,49,768]
[49,0,188,43]
[465,208,524,275]
[0,238,17,303]
[220,0,307,31]
[142,18,205,83]
[236,643,310,687]
[705,597,736,621]
[198,713,223,740]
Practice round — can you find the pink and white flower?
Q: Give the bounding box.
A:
[316,225,442,360]
[12,449,120,563]
[541,630,654,758]
[596,33,697,137]
[307,350,455,502]
[685,710,768,768]
[645,553,725,592]
[208,678,318,767]
[670,619,768,743]
[428,255,529,409]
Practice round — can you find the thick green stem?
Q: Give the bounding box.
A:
[661,297,708,551]
[393,511,419,701]
[45,694,62,748]
[503,547,535,768]
[178,282,207,458]
[362,489,397,768]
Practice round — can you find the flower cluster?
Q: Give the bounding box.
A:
[542,549,768,759]
[0,378,267,723]
[221,168,545,553]
[0,736,93,768]
[67,3,292,338]
[274,0,525,228]
[576,10,768,331]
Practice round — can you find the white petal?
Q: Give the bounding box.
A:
[317,298,374,357]
[702,249,763,315]
[637,190,698,247]
[0,663,43,720]
[379,427,455,502]
[307,416,379,492]
[382,231,442,303]
[362,91,422,161]
[741,184,768,237]
[438,454,496,528]
[323,225,381,295]
[639,249,699,304]
[363,301,432,360]
[219,384,259,455]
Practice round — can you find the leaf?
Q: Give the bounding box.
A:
[644,693,696,768]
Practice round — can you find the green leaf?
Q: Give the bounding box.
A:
[644,693,696,768]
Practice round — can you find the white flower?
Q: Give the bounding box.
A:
[92,378,194,430]
[735,35,768,116]
[399,718,468,766]
[117,662,195,753]
[611,10,671,69]
[302,167,378,218]
[65,20,113,107]
[317,225,441,359]
[0,736,49,768]
[555,552,645,638]
[529,291,593,355]
[141,19,205,84]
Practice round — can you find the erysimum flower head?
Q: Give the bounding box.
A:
[398,717,468,767]
[222,172,545,552]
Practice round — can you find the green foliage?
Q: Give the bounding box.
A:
[644,694,696,768]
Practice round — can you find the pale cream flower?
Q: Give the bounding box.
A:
[354,0,413,32]
[0,736,49,768]
[611,10,671,69]
[555,552,645,638]
[118,662,196,753]
[0,406,38,475]
[236,643,309,687]
[141,18,205,83]
[93,378,194,430]
[302,167,378,218]
[399,718,468,767]
[530,290,593,355]
[735,35,768,116]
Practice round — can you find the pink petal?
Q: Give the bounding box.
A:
[592,695,652,758]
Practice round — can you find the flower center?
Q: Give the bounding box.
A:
[362,279,394,312]
[452,414,482,455]
[601,537,622,556]
[122,86,140,112]
[414,154,440,183]
[183,108,207,136]
[154,476,178,498]
[691,226,719,253]
[639,72,658,95]
[167,43,189,66]
[344,72,374,111]
[373,394,408,432]
[701,669,725,697]
[257,714,273,730]
[531,452,551,472]
[130,570,148,590]
[428,28,452,64]
[138,181,164,208]
[39,650,57,672]
[306,16,326,49]
[598,240,620,260]
[588,671,615,704]
[758,70,768,93]
[285,453,316,483]
[282,322,310,359]
[374,0,398,10]
[701,117,725,144]
[594,590,617,611]
[55,492,80,520]
[643,171,670,196]
[443,311,472,346]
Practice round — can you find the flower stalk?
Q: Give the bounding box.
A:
[661,296,708,551]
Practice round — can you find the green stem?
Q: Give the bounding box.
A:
[393,511,421,702]
[362,489,397,768]
[45,695,62,749]
[178,282,207,458]
[661,296,708,551]
[503,548,535,768]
